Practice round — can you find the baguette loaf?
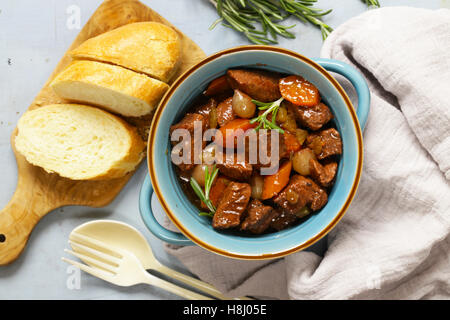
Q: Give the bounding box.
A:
[50,61,169,117]
[70,22,181,83]
[15,104,146,181]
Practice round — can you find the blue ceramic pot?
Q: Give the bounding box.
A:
[139,46,370,260]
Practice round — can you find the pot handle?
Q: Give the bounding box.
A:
[314,58,370,130]
[139,175,193,246]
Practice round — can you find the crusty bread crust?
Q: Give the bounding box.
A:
[50,60,169,117]
[69,22,181,83]
[15,104,146,181]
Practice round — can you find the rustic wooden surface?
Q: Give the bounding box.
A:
[0,0,205,266]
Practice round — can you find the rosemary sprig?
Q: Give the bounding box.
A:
[363,0,380,8]
[190,165,219,218]
[279,0,333,40]
[250,97,285,134]
[209,0,332,44]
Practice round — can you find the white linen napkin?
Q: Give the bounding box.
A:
[163,6,450,299]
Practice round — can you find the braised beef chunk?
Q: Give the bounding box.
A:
[170,113,208,137]
[212,182,251,229]
[195,98,218,129]
[270,212,298,231]
[217,153,253,181]
[306,128,342,160]
[227,69,282,102]
[309,159,338,187]
[273,175,327,215]
[204,75,232,97]
[217,97,236,127]
[292,102,333,131]
[170,113,207,172]
[241,200,279,234]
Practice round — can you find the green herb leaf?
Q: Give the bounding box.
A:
[190,165,219,218]
[208,0,336,43]
[363,0,380,8]
[199,212,215,218]
[250,97,285,134]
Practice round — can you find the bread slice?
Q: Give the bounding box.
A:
[15,104,146,181]
[50,61,169,117]
[69,22,181,83]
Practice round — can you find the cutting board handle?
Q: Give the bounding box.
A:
[0,187,54,266]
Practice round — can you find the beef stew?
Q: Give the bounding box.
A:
[170,69,342,235]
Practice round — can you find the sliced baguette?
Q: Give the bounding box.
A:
[69,22,181,83]
[15,104,146,181]
[50,61,169,117]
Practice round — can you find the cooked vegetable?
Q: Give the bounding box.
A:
[286,188,299,205]
[218,118,257,148]
[280,101,298,132]
[276,106,288,123]
[209,105,218,129]
[190,165,219,217]
[204,75,231,96]
[250,97,285,133]
[217,97,236,127]
[202,143,217,165]
[279,75,320,107]
[295,128,308,145]
[192,164,215,187]
[261,161,292,200]
[232,89,256,118]
[292,148,316,175]
[283,131,301,153]
[250,174,264,200]
[295,206,311,219]
[202,176,230,209]
[308,136,324,156]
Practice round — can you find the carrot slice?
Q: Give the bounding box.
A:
[283,132,301,153]
[204,75,231,96]
[217,118,257,149]
[201,176,230,209]
[261,161,292,200]
[279,75,320,107]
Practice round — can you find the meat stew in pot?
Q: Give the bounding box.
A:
[169,68,342,235]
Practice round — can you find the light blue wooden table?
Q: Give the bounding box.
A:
[0,0,444,299]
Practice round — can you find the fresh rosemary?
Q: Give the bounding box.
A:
[209,0,382,44]
[208,0,333,44]
[190,165,219,218]
[363,0,380,8]
[250,97,285,134]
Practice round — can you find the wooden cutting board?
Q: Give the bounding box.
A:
[0,0,206,266]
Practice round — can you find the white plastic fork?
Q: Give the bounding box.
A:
[62,233,212,300]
